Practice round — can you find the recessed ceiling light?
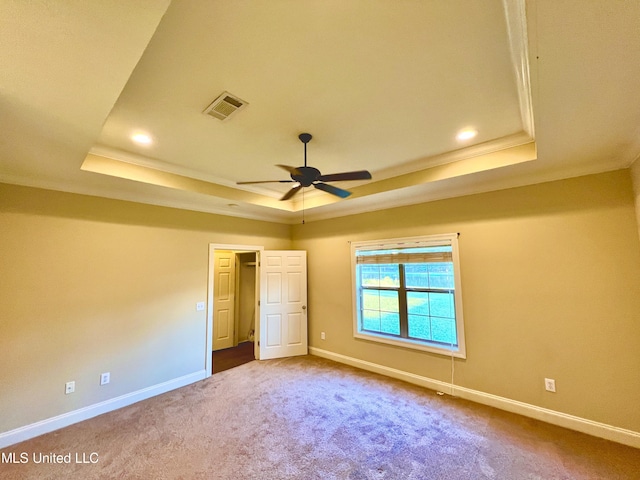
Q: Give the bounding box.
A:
[456,128,478,142]
[131,133,152,145]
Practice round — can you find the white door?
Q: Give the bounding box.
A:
[213,250,236,351]
[259,250,307,360]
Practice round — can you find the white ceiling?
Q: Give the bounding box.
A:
[2,1,639,224]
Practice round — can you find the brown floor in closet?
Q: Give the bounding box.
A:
[212,341,255,374]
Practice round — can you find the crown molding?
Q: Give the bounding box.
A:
[504,0,536,138]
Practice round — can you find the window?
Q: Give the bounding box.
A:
[351,234,466,358]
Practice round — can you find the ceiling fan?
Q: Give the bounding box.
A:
[237,133,372,201]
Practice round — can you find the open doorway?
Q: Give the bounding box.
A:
[211,250,258,374]
[206,245,308,377]
[207,244,263,377]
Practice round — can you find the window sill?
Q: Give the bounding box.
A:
[354,331,466,359]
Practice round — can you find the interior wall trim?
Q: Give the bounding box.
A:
[309,347,640,449]
[0,370,206,450]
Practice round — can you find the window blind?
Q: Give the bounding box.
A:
[355,251,452,265]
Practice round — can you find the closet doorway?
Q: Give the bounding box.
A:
[212,249,258,374]
[206,244,308,377]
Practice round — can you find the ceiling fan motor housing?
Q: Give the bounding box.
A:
[292,166,320,186]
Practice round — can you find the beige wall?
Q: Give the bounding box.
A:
[3,169,640,438]
[292,170,640,432]
[0,184,290,433]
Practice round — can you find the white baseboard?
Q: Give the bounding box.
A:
[309,347,640,449]
[0,370,206,450]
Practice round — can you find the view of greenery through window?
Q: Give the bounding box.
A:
[358,256,457,346]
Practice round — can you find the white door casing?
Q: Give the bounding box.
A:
[213,250,235,351]
[259,250,308,360]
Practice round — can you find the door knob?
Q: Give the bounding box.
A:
[302,305,307,310]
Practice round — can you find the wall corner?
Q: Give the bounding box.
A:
[631,159,640,242]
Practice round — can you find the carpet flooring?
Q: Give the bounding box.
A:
[1,355,639,479]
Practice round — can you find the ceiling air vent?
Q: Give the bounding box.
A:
[203,91,248,121]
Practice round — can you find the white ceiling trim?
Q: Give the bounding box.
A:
[365,131,534,184]
[88,131,535,206]
[81,154,292,211]
[81,140,536,216]
[86,132,532,207]
[89,145,282,199]
[292,142,537,211]
[503,0,536,138]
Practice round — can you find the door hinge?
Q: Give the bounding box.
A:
[258,300,260,306]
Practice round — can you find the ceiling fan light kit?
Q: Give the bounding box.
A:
[237,133,372,201]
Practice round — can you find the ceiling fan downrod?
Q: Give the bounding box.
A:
[299,133,312,167]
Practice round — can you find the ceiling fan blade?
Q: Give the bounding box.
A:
[276,164,303,176]
[317,170,372,182]
[280,184,303,201]
[237,180,295,185]
[313,182,352,198]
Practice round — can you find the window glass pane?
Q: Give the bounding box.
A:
[406,262,454,290]
[362,289,380,310]
[359,264,400,287]
[379,290,399,313]
[380,313,400,335]
[431,317,457,345]
[362,309,381,332]
[407,291,429,315]
[360,265,381,287]
[379,264,400,287]
[408,314,431,340]
[405,264,429,288]
[428,291,455,318]
[428,263,454,289]
[361,290,400,335]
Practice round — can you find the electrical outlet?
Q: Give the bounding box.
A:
[544,378,556,392]
[100,372,110,385]
[65,381,75,395]
[196,302,205,311]
[321,332,326,340]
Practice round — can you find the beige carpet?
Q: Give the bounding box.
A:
[1,355,639,479]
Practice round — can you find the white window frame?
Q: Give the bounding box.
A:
[351,233,466,358]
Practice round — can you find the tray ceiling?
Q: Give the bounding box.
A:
[2,1,639,223]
